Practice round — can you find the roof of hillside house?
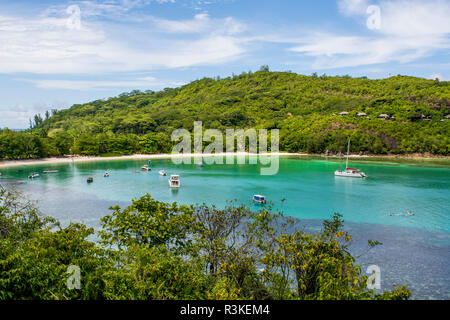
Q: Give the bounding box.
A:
[378,114,390,118]
[356,112,367,116]
[339,111,349,115]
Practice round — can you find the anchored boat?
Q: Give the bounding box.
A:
[168,174,180,188]
[87,177,94,183]
[141,165,151,171]
[334,140,367,178]
[253,195,266,204]
[159,170,167,176]
[28,172,39,179]
[42,170,58,174]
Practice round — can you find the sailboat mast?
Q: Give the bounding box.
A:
[346,139,350,169]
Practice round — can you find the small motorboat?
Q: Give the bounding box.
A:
[141,165,151,171]
[87,177,94,183]
[253,195,266,204]
[28,172,39,179]
[104,172,110,177]
[42,170,59,174]
[168,174,180,188]
[159,170,167,176]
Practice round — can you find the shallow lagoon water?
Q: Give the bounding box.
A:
[1,156,449,299]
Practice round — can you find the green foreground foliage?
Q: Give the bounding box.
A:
[0,188,410,300]
[1,71,449,160]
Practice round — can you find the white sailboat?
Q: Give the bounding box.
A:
[334,140,367,178]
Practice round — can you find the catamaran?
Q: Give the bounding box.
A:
[334,140,367,178]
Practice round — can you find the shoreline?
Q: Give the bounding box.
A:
[0,152,449,168]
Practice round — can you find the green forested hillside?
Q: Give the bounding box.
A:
[1,71,449,159]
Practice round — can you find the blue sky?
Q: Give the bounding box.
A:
[1,0,449,128]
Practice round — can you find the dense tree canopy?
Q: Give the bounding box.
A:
[1,71,449,159]
[0,188,410,300]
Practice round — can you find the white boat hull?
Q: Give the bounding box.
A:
[253,200,266,204]
[334,140,368,178]
[168,175,180,188]
[169,181,180,188]
[334,170,366,178]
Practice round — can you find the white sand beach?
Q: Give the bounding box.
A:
[0,152,304,168]
[0,152,448,168]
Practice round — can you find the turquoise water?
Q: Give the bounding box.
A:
[1,156,449,233]
[0,156,449,299]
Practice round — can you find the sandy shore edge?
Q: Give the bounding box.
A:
[0,152,449,168]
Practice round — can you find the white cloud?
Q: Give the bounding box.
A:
[153,13,245,35]
[379,0,450,37]
[0,103,55,129]
[155,35,245,68]
[338,0,369,16]
[289,32,447,69]
[18,77,185,90]
[0,7,246,74]
[153,13,212,33]
[289,0,450,69]
[43,0,176,17]
[429,73,445,81]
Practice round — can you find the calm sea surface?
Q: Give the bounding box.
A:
[1,156,449,299]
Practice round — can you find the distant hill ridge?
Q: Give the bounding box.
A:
[1,70,449,159]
